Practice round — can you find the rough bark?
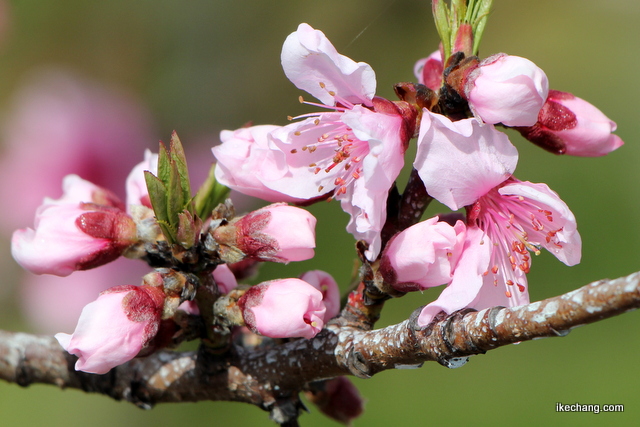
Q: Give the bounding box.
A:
[1,271,638,417]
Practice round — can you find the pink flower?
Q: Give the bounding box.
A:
[417,177,582,326]
[516,90,624,157]
[213,203,316,263]
[238,278,326,339]
[379,216,467,293]
[465,53,549,127]
[413,112,581,325]
[55,285,165,374]
[12,176,137,276]
[467,178,581,304]
[414,50,444,92]
[265,23,412,260]
[299,270,341,319]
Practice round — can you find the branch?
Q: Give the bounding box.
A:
[1,271,639,416]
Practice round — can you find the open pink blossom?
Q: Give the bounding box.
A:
[55,285,165,374]
[415,180,580,328]
[299,270,341,319]
[413,111,581,326]
[515,90,624,157]
[379,216,467,293]
[238,278,326,339]
[213,203,316,263]
[212,24,412,260]
[413,50,444,92]
[264,24,412,260]
[415,111,518,211]
[12,176,137,276]
[465,53,549,127]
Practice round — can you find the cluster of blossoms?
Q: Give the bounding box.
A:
[213,23,621,327]
[11,143,340,374]
[8,13,621,425]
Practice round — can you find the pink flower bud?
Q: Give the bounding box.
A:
[516,90,623,156]
[299,270,341,320]
[216,203,316,263]
[213,263,238,294]
[55,285,165,374]
[238,278,326,339]
[125,149,158,209]
[465,53,549,126]
[12,201,137,276]
[379,217,467,292]
[414,50,444,92]
[306,377,364,425]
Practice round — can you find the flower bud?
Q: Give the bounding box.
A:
[464,53,548,126]
[125,149,158,209]
[213,203,316,264]
[379,217,466,292]
[299,270,341,320]
[515,90,623,156]
[238,278,326,339]
[55,284,165,374]
[213,263,238,294]
[12,201,137,276]
[414,50,444,92]
[305,377,364,425]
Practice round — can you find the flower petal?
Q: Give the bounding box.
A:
[281,23,375,107]
[415,112,518,210]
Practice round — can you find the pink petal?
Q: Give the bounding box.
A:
[415,112,518,210]
[299,270,341,319]
[281,23,376,107]
[498,181,581,266]
[212,125,309,203]
[417,226,491,327]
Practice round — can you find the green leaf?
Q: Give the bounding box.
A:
[176,210,197,248]
[156,141,171,187]
[167,159,185,230]
[432,0,451,60]
[194,164,231,219]
[471,0,493,55]
[169,131,193,214]
[144,171,176,243]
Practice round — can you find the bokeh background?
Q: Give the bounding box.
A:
[1,0,639,425]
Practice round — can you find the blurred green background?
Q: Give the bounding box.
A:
[1,0,639,425]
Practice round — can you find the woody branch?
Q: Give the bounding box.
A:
[1,270,638,409]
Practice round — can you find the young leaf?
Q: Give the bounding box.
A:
[194,164,231,219]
